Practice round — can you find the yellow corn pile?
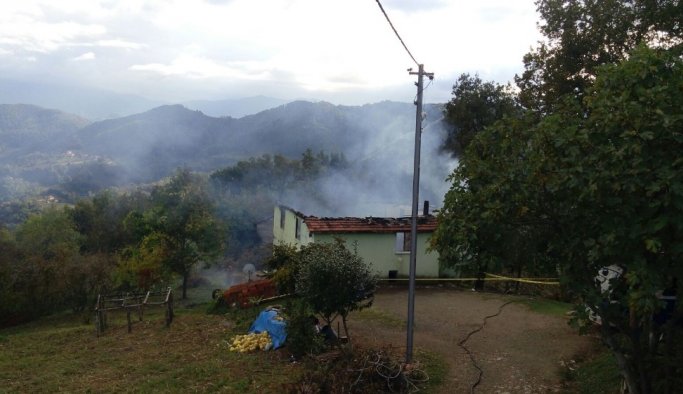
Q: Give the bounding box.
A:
[229,332,272,353]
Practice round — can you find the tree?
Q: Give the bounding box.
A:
[71,191,139,254]
[296,240,377,340]
[443,73,519,155]
[12,208,85,317]
[434,47,683,394]
[264,243,301,294]
[146,169,226,299]
[15,208,82,263]
[516,0,683,113]
[0,225,22,326]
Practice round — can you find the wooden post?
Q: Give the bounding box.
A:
[141,291,150,322]
[95,294,101,337]
[127,308,132,333]
[165,288,174,327]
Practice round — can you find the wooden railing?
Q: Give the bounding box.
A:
[94,287,173,336]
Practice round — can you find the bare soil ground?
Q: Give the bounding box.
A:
[350,287,597,393]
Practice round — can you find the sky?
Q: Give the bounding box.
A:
[0,0,542,105]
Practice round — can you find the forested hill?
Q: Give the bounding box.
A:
[0,100,449,204]
[0,104,90,153]
[76,100,447,181]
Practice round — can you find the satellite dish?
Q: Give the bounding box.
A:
[242,264,256,281]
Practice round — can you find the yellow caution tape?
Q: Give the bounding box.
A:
[377,273,560,285]
[484,272,560,285]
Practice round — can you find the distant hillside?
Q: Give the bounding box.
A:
[0,104,90,154]
[0,100,450,205]
[77,105,233,181]
[77,100,447,180]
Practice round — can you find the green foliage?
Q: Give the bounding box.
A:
[565,351,622,394]
[130,169,226,298]
[70,191,144,254]
[296,240,377,338]
[0,170,229,325]
[1,207,116,323]
[15,207,82,262]
[516,0,683,113]
[283,299,324,359]
[265,243,300,294]
[210,150,348,196]
[435,46,683,393]
[443,73,519,155]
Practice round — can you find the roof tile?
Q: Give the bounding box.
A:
[304,216,437,234]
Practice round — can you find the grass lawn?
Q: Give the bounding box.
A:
[565,350,622,393]
[0,303,300,393]
[0,290,447,393]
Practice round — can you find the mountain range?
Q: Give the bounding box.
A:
[0,100,450,203]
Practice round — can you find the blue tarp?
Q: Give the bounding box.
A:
[248,309,287,349]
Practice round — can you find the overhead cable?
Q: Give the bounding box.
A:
[374,0,420,67]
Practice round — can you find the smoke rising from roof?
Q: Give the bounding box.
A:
[277,104,456,218]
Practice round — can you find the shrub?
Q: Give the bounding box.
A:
[296,240,377,340]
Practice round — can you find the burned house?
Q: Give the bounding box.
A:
[272,205,440,278]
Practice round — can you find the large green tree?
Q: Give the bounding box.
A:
[435,47,683,394]
[145,170,226,299]
[436,3,683,391]
[443,73,519,155]
[517,0,683,112]
[11,208,87,317]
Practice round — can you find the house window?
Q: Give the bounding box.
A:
[295,218,301,240]
[280,208,285,229]
[395,232,411,252]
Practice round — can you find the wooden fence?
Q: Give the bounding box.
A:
[94,287,173,336]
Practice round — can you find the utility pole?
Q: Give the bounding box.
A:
[406,64,434,363]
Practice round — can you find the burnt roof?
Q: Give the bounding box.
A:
[303,215,437,234]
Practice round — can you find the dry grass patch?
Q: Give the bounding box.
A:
[0,307,302,393]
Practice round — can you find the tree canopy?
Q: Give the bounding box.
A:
[516,0,683,112]
[442,73,519,155]
[434,2,683,392]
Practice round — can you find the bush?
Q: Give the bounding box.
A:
[296,240,377,340]
[284,299,325,359]
[265,243,300,294]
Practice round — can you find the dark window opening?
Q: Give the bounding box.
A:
[395,232,411,252]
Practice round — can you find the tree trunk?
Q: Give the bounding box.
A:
[514,264,522,294]
[341,313,350,342]
[182,272,188,300]
[601,321,640,394]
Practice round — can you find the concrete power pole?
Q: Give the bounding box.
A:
[406,64,434,363]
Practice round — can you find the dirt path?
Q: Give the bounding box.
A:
[349,287,596,393]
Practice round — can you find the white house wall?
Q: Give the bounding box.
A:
[314,233,439,278]
[272,206,312,247]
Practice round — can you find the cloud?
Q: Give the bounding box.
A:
[380,0,448,12]
[0,0,541,105]
[95,39,145,50]
[0,18,106,53]
[73,51,95,61]
[130,55,272,80]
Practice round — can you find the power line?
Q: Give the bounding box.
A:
[374,0,419,67]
